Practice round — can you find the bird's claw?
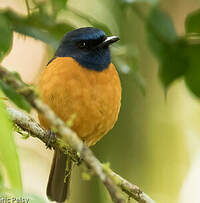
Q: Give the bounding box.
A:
[46,130,56,149]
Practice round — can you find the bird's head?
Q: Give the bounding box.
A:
[54,27,119,71]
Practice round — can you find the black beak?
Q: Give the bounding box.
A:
[98,36,120,48]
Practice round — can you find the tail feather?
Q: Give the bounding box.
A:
[47,149,72,202]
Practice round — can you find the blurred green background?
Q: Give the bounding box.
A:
[1,0,200,203]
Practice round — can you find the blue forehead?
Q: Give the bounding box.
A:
[64,27,106,41]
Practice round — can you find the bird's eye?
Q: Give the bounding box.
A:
[78,41,87,49]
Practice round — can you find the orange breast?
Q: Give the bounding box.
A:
[38,57,121,146]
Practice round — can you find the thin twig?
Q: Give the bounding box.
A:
[0,66,156,203]
[0,66,125,203]
[25,0,30,16]
[7,106,156,203]
[7,107,80,163]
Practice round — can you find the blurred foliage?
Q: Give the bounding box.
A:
[0,13,13,61]
[0,90,22,192]
[51,0,68,16]
[146,6,177,60]
[185,9,200,33]
[1,9,74,49]
[0,79,31,112]
[145,5,200,96]
[0,0,200,202]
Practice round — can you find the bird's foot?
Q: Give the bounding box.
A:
[46,130,56,149]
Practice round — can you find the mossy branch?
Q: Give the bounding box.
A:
[0,66,156,203]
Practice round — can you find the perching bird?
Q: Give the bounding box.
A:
[38,27,121,202]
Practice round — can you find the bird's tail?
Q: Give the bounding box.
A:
[47,149,72,202]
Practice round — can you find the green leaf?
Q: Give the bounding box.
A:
[146,6,177,60]
[0,13,13,60]
[159,39,188,89]
[0,91,22,191]
[0,79,31,112]
[185,44,200,97]
[2,10,74,49]
[185,9,200,33]
[146,6,188,90]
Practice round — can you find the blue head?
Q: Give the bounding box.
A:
[53,27,119,71]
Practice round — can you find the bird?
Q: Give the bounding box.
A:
[38,27,121,202]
